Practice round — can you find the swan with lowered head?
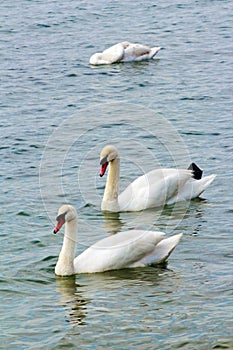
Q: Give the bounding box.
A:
[89,41,160,65]
[100,145,216,212]
[53,204,182,276]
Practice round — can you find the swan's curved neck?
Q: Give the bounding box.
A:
[102,157,120,211]
[55,219,77,276]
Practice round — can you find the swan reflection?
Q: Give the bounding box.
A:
[56,276,90,326]
[101,211,124,234]
[101,197,208,236]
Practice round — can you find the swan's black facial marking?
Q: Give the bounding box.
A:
[53,212,67,234]
[56,212,67,222]
[100,155,108,165]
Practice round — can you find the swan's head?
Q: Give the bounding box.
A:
[99,145,119,177]
[53,205,77,234]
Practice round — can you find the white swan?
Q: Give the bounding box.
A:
[89,41,160,65]
[53,204,182,276]
[100,145,216,212]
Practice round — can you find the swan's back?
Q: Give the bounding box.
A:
[74,230,165,273]
[123,43,160,62]
[118,168,193,211]
[90,43,124,65]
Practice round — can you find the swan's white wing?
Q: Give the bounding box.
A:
[89,43,124,65]
[131,233,183,266]
[74,230,165,273]
[167,174,217,203]
[118,169,193,211]
[125,43,150,56]
[123,44,160,61]
[161,169,193,200]
[101,43,125,63]
[118,169,167,210]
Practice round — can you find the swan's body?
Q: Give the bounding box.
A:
[53,205,182,276]
[89,42,160,65]
[100,145,216,212]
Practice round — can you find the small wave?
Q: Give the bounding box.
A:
[17,211,30,216]
[181,131,220,136]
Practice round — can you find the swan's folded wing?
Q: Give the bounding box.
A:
[125,43,151,57]
[176,173,216,200]
[162,169,193,201]
[118,169,165,210]
[118,169,192,210]
[74,230,165,273]
[136,233,183,265]
[101,43,124,63]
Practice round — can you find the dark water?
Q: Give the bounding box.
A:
[1,0,232,349]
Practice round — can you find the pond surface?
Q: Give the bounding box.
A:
[1,0,232,349]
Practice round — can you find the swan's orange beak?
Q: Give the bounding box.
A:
[53,214,65,234]
[100,155,109,177]
[100,162,108,177]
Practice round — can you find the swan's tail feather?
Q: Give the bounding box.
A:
[188,163,203,180]
[152,233,183,264]
[139,233,183,266]
[150,47,161,58]
[195,174,216,197]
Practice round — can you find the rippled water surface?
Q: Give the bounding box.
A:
[1,0,232,349]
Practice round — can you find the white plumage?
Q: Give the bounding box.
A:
[53,205,182,276]
[89,41,160,65]
[100,145,216,212]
